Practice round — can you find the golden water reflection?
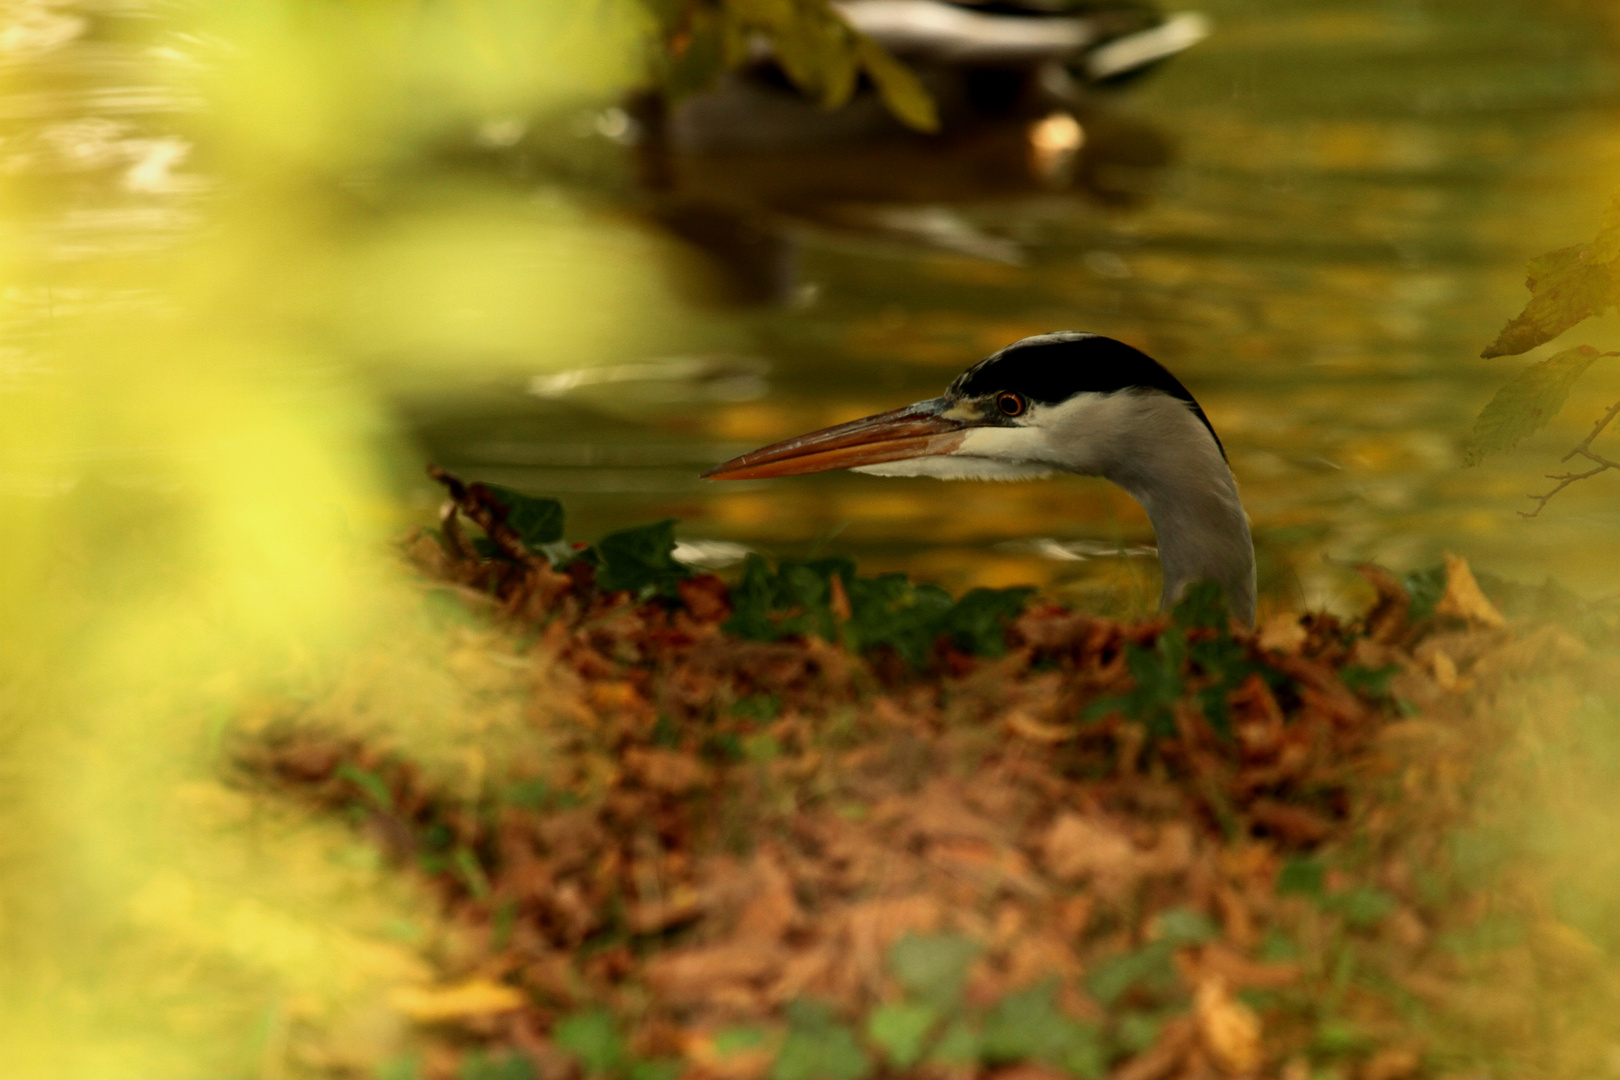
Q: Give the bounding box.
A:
[425,0,1620,618]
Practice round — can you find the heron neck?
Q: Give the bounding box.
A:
[1119,465,1254,627]
[1095,402,1256,627]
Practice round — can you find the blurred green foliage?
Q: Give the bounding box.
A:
[1469,186,1620,509]
[1084,582,1285,738]
[726,553,1033,665]
[638,0,938,130]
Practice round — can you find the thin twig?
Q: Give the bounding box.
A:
[1522,397,1620,517]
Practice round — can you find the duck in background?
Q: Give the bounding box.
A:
[628,0,1207,304]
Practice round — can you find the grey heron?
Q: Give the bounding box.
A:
[702,332,1256,627]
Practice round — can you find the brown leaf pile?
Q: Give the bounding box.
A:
[235,530,1606,1080]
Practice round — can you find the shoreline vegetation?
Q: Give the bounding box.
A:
[233,470,1616,1080]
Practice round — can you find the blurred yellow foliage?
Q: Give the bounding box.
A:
[0,2,692,1076]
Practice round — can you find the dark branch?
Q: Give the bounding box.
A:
[1522,398,1620,518]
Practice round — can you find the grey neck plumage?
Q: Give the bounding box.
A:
[1079,393,1256,627]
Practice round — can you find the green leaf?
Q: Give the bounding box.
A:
[980,980,1104,1069]
[661,8,729,98]
[1084,942,1177,1007]
[378,1052,422,1080]
[1155,907,1217,946]
[1403,564,1447,622]
[722,556,1025,665]
[732,694,782,721]
[1171,581,1229,629]
[596,519,692,596]
[844,573,954,666]
[714,1027,769,1056]
[1276,857,1326,898]
[1465,345,1607,463]
[773,1002,872,1080]
[1114,1011,1163,1055]
[1339,664,1398,699]
[483,485,566,547]
[853,34,939,132]
[866,1002,940,1068]
[458,1051,534,1080]
[336,764,393,814]
[928,1021,982,1067]
[628,1060,683,1080]
[554,1009,625,1075]
[889,934,980,1008]
[1117,630,1186,737]
[937,587,1036,656]
[1324,886,1396,929]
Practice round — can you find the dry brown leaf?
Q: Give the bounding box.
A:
[389,978,525,1022]
[1111,1016,1198,1080]
[645,942,780,1005]
[1360,1046,1421,1080]
[1040,813,1139,887]
[1195,976,1262,1074]
[1005,710,1074,743]
[1435,554,1506,628]
[1354,563,1411,644]
[624,747,709,794]
[1256,614,1308,655]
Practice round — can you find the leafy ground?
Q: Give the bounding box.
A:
[234,473,1617,1080]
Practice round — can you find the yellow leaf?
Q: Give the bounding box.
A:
[853,36,939,132]
[1434,554,1505,629]
[389,978,525,1022]
[1462,345,1606,464]
[1480,261,1618,358]
[1194,976,1262,1074]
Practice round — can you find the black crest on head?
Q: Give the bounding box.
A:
[948,332,1223,455]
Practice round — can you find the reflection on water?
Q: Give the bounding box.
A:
[418,0,1620,618]
[7,0,1620,622]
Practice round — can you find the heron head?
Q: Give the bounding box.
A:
[701,332,1220,483]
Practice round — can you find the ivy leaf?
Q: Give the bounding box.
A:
[866,1002,940,1068]
[773,1001,872,1080]
[483,485,565,548]
[889,933,979,1009]
[1171,580,1228,629]
[1463,345,1606,464]
[594,519,692,596]
[844,574,954,666]
[980,979,1105,1072]
[723,556,1028,664]
[553,1010,625,1075]
[1083,942,1178,1006]
[1323,885,1396,929]
[937,587,1036,657]
[459,1051,534,1080]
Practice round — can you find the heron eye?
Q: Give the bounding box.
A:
[996,392,1027,417]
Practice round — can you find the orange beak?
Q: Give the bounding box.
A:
[702,400,970,481]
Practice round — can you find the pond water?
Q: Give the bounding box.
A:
[10,0,1620,621]
[407,0,1620,619]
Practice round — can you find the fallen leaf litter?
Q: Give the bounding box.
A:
[234,470,1611,1080]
